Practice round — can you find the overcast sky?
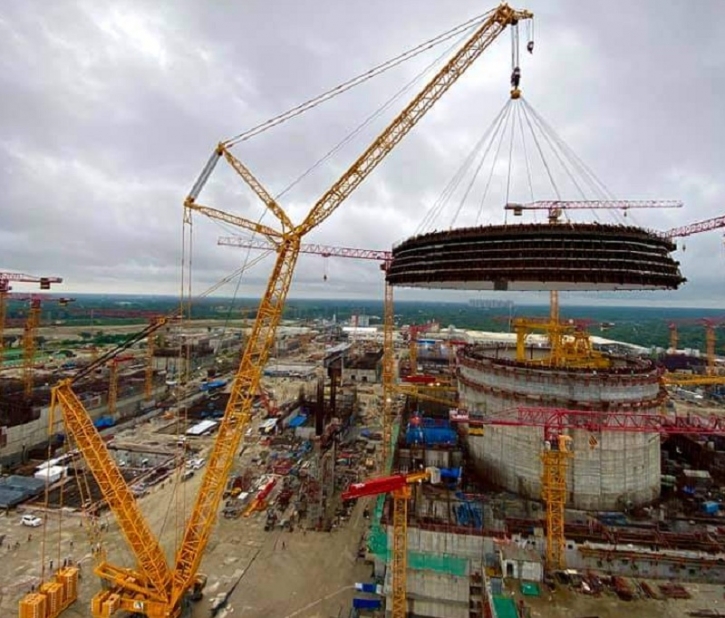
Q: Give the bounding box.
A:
[1,1,723,308]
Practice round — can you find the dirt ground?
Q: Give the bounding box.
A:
[0,403,374,618]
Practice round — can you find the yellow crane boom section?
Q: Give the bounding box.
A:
[51,5,533,616]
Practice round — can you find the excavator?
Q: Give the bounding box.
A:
[23,5,534,617]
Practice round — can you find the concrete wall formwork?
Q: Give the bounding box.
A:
[381,526,496,618]
[458,346,662,510]
[384,570,469,618]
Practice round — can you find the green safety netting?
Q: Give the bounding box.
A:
[492,596,518,618]
[367,421,468,577]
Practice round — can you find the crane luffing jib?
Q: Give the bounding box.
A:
[55,4,533,615]
[217,235,392,262]
[184,203,281,244]
[664,214,725,239]
[455,406,725,435]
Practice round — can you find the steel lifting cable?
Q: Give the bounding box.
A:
[223,9,496,148]
[518,98,562,202]
[522,100,633,225]
[505,98,518,205]
[450,101,513,228]
[522,99,614,202]
[515,102,535,205]
[521,99,630,225]
[417,100,510,233]
[274,25,475,202]
[522,100,589,203]
[475,101,516,224]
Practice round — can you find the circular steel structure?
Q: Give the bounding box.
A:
[458,344,663,509]
[386,223,685,291]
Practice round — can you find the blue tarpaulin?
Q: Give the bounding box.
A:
[288,415,307,428]
[352,598,382,610]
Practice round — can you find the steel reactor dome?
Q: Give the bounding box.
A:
[386,223,685,291]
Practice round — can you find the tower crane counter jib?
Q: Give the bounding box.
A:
[39,5,534,617]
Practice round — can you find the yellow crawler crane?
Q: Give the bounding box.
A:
[21,5,533,617]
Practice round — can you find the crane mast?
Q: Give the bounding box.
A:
[48,5,534,616]
[170,236,301,602]
[0,272,62,355]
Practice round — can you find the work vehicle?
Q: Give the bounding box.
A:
[21,514,42,527]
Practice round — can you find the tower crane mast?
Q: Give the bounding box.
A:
[40,5,534,617]
[0,272,62,356]
[455,406,725,570]
[8,294,75,398]
[342,468,441,618]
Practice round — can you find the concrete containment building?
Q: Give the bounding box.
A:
[458,345,663,510]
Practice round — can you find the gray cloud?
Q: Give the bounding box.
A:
[1,0,723,308]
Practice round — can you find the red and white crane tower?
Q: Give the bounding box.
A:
[218,235,399,466]
[664,213,725,243]
[8,294,75,398]
[0,272,62,355]
[453,406,725,570]
[342,467,441,618]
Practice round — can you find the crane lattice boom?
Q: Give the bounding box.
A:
[217,236,391,261]
[505,199,683,211]
[49,5,533,617]
[664,214,725,239]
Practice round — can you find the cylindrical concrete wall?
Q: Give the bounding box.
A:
[458,345,662,510]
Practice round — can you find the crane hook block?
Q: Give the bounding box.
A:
[527,40,534,53]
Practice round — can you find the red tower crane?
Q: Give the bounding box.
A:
[505,199,682,223]
[453,406,725,570]
[0,272,62,356]
[664,214,725,240]
[217,236,391,263]
[9,294,75,398]
[342,467,441,618]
